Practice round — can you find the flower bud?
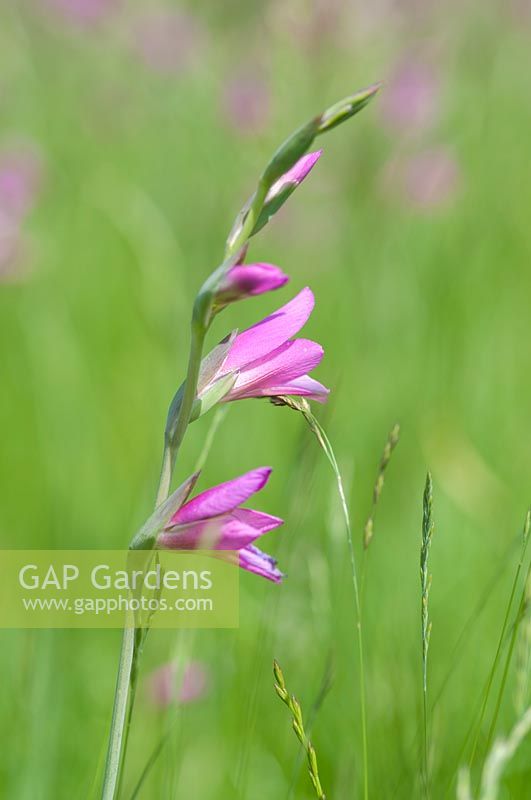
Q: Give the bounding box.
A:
[214,262,289,307]
[261,117,320,189]
[252,151,322,235]
[318,82,382,134]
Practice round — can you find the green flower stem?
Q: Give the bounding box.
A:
[101,179,271,800]
[101,320,208,800]
[101,621,136,800]
[157,322,207,505]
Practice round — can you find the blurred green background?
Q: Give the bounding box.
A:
[1,1,530,797]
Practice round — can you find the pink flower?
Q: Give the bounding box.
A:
[0,214,25,282]
[221,70,271,135]
[251,151,322,235]
[44,0,117,28]
[198,287,329,406]
[0,146,43,282]
[132,10,205,75]
[215,262,289,307]
[380,59,440,135]
[380,147,461,212]
[225,151,322,245]
[158,467,284,583]
[0,148,43,222]
[266,151,322,202]
[404,148,461,210]
[148,661,209,709]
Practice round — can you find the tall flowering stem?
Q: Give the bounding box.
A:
[101,84,380,799]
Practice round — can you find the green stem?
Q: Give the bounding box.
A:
[423,687,429,799]
[115,630,144,799]
[155,444,173,509]
[484,562,531,755]
[300,409,369,800]
[164,321,207,473]
[467,570,521,765]
[225,179,268,258]
[101,323,207,800]
[101,622,136,800]
[340,470,369,800]
[101,152,272,799]
[468,527,529,769]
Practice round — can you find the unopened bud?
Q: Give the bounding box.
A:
[318,83,382,134]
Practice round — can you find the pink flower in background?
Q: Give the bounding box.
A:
[0,149,42,223]
[158,467,284,583]
[0,146,43,282]
[380,147,461,212]
[44,0,117,27]
[380,59,440,135]
[215,262,289,307]
[148,661,209,709]
[221,70,271,135]
[0,215,25,282]
[200,287,329,404]
[269,0,343,51]
[132,10,205,75]
[404,147,461,210]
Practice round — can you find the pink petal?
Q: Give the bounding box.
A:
[227,338,324,399]
[159,509,282,550]
[239,544,284,583]
[168,467,272,525]
[231,508,284,533]
[262,374,330,402]
[223,288,315,372]
[217,263,289,302]
[266,150,322,200]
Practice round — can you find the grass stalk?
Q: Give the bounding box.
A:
[272,397,369,800]
[459,705,531,800]
[420,472,434,798]
[274,660,326,800]
[484,558,531,756]
[360,423,400,604]
[468,509,530,770]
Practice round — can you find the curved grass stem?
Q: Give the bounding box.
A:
[468,510,530,771]
[274,398,369,800]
